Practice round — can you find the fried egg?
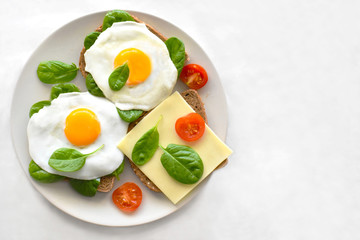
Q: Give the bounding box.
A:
[27,92,128,180]
[84,21,178,111]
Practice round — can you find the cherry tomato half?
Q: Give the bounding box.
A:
[175,112,205,142]
[179,64,208,90]
[112,182,142,213]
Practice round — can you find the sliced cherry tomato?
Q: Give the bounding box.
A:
[112,182,142,213]
[179,64,208,90]
[175,112,205,142]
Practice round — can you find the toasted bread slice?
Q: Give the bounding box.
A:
[127,89,228,193]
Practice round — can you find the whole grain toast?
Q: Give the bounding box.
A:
[127,89,228,193]
[126,89,207,192]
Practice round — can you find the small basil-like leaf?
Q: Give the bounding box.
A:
[165,37,186,77]
[109,161,125,180]
[84,31,101,50]
[29,160,65,183]
[108,63,129,91]
[160,144,204,184]
[117,108,143,123]
[37,60,78,84]
[50,83,80,100]
[86,73,105,97]
[69,178,100,197]
[132,117,162,165]
[29,100,51,118]
[102,10,135,31]
[49,144,104,172]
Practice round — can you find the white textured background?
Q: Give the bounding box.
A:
[2,0,360,239]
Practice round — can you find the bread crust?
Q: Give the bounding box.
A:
[181,89,208,124]
[97,175,116,192]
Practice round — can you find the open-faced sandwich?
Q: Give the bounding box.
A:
[27,10,232,212]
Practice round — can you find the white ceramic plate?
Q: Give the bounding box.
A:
[10,10,228,226]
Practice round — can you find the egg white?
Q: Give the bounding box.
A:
[84,21,178,111]
[27,92,128,180]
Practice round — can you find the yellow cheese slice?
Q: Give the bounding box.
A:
[117,91,232,204]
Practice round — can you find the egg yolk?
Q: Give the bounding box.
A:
[114,48,151,86]
[64,108,101,147]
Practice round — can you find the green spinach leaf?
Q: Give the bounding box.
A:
[28,160,65,183]
[109,161,125,180]
[132,117,162,165]
[160,144,204,184]
[49,144,104,172]
[108,63,129,91]
[117,108,143,123]
[102,10,135,31]
[69,178,100,197]
[50,83,80,100]
[165,37,186,77]
[37,60,78,84]
[29,100,51,118]
[86,73,105,97]
[84,31,101,50]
